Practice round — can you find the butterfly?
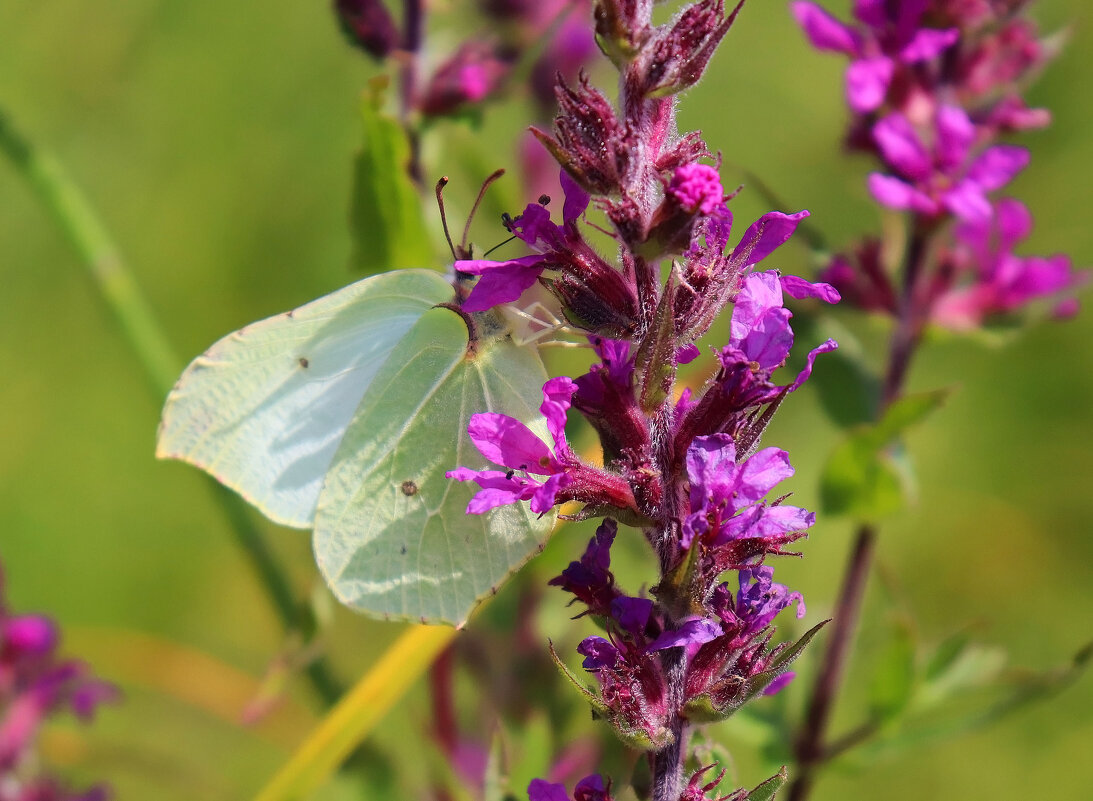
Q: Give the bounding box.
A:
[157,266,556,626]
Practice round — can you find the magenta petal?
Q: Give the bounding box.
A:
[456,254,544,275]
[899,27,958,62]
[3,615,59,656]
[780,274,841,303]
[846,57,894,112]
[743,308,795,368]
[737,448,795,503]
[560,169,591,224]
[731,271,784,333]
[996,198,1034,251]
[873,113,932,180]
[943,180,992,222]
[790,2,860,54]
[459,256,547,312]
[749,504,816,537]
[731,272,794,369]
[467,413,555,472]
[730,210,811,270]
[789,338,838,391]
[528,779,572,801]
[935,105,975,171]
[966,145,1030,192]
[541,376,578,448]
[685,433,737,504]
[867,173,936,214]
[467,485,530,514]
[675,343,701,364]
[762,672,797,696]
[647,617,723,651]
[1006,255,1078,304]
[530,472,569,513]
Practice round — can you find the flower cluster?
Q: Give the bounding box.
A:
[0,563,118,800]
[791,0,1085,330]
[334,0,597,120]
[446,1,839,798]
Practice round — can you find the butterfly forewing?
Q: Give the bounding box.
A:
[156,269,453,527]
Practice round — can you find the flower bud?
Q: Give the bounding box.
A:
[593,0,654,65]
[420,42,510,117]
[3,614,58,657]
[333,0,401,60]
[532,75,633,196]
[633,0,741,97]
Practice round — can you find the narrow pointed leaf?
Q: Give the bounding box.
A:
[350,79,434,274]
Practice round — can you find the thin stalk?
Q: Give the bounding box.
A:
[0,107,344,707]
[400,0,425,184]
[788,225,932,801]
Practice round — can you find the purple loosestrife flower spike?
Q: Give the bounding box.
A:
[790,0,958,113]
[931,198,1088,328]
[446,0,838,793]
[867,106,1029,222]
[0,560,119,796]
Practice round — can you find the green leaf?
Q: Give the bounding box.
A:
[350,78,433,274]
[547,641,609,717]
[820,390,948,520]
[745,766,788,801]
[868,616,917,726]
[839,641,1092,766]
[914,641,1007,710]
[786,312,878,428]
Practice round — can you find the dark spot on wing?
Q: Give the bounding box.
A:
[298,357,309,369]
[400,544,408,555]
[401,480,418,496]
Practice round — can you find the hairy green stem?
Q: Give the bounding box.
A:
[0,107,343,707]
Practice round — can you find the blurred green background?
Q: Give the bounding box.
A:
[1,0,1090,798]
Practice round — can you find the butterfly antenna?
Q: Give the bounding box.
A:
[460,168,506,256]
[435,176,458,260]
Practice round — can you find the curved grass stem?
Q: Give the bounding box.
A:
[0,106,344,707]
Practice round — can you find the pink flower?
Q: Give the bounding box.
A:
[447,377,578,514]
[867,105,1028,222]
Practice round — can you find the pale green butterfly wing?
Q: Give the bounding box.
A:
[156,269,453,528]
[313,305,555,626]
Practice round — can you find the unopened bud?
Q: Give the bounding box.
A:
[635,0,741,97]
[334,0,400,60]
[420,42,510,117]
